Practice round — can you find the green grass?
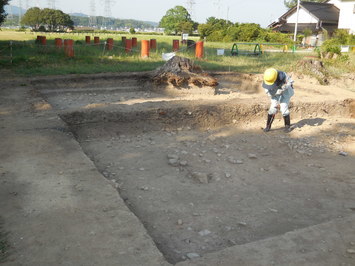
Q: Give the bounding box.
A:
[0,31,354,77]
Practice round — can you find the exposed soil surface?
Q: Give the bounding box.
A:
[1,70,354,265]
[31,71,355,264]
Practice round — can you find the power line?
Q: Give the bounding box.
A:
[213,0,222,18]
[185,0,196,20]
[90,0,97,27]
[18,0,23,24]
[47,0,56,9]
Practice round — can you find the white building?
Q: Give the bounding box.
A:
[328,0,355,34]
[269,0,355,41]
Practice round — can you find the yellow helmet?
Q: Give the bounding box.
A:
[263,68,278,85]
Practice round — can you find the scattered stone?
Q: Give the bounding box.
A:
[177,219,183,225]
[192,172,209,184]
[169,159,179,166]
[168,154,179,160]
[140,186,149,191]
[198,229,211,236]
[225,173,231,178]
[339,151,348,156]
[248,153,257,159]
[186,253,200,259]
[238,222,247,226]
[139,168,145,171]
[180,160,188,166]
[228,157,242,164]
[269,208,278,213]
[347,249,355,254]
[228,239,237,245]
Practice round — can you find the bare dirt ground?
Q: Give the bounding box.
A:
[1,70,355,265]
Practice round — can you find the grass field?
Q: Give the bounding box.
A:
[0,31,354,77]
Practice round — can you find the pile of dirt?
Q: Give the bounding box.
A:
[296,59,329,85]
[152,56,218,88]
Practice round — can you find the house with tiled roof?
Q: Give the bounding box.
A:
[269,1,355,45]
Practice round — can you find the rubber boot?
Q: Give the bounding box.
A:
[263,114,275,132]
[283,114,291,133]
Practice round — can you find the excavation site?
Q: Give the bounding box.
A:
[26,66,355,265]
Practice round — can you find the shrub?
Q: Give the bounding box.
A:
[207,30,225,42]
[321,38,341,55]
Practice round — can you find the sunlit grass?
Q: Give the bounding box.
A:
[0,31,353,77]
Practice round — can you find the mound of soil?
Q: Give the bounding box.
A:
[296,59,329,85]
[152,56,218,88]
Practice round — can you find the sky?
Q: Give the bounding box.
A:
[9,0,289,27]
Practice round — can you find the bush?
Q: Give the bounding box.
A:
[321,38,341,55]
[236,23,261,42]
[260,31,293,45]
[207,30,225,42]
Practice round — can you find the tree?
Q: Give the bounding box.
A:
[129,27,135,34]
[0,0,9,27]
[159,5,193,35]
[197,17,233,41]
[21,7,73,31]
[284,0,325,9]
[21,7,41,30]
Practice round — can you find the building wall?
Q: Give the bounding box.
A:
[328,0,355,33]
[287,8,318,24]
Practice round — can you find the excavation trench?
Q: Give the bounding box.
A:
[60,102,354,264]
[36,73,355,264]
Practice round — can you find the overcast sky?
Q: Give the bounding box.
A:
[10,0,288,27]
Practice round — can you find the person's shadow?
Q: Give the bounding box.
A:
[293,118,326,129]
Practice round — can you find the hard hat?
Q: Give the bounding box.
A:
[263,68,278,85]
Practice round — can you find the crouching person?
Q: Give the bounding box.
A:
[262,68,294,133]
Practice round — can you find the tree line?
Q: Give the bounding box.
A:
[20,7,73,31]
[159,6,294,44]
[70,16,157,30]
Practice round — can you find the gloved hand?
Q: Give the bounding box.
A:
[275,89,283,95]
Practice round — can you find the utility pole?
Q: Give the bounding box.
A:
[18,0,23,25]
[226,6,230,21]
[185,0,196,20]
[214,0,222,18]
[103,0,111,28]
[90,0,97,27]
[47,0,56,9]
[293,0,300,43]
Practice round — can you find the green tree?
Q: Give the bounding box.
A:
[21,8,73,31]
[21,7,41,30]
[159,5,193,35]
[284,0,325,9]
[0,0,9,27]
[129,27,135,34]
[197,17,233,41]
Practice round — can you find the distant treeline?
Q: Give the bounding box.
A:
[4,14,158,30]
[70,16,158,30]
